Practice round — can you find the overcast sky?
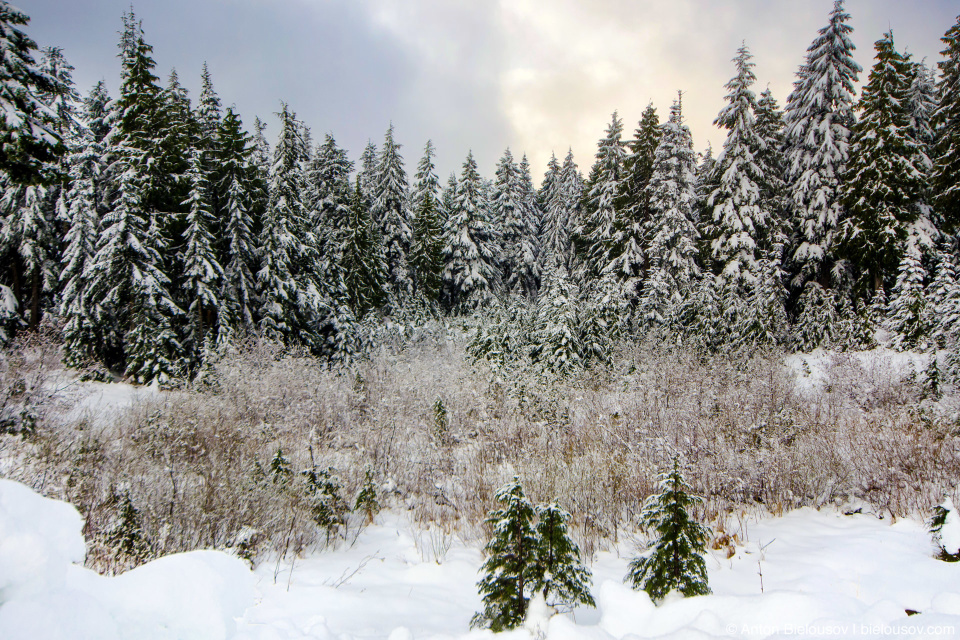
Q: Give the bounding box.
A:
[13,0,960,182]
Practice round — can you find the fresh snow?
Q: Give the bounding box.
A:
[3,480,960,639]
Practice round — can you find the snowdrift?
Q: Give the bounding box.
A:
[0,479,255,640]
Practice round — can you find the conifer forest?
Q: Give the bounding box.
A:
[4,2,960,635]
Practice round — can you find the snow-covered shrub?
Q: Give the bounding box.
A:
[930,498,960,562]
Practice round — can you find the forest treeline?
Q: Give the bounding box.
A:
[2,1,960,383]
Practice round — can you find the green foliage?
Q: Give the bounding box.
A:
[625,458,712,602]
[471,477,539,632]
[433,397,449,446]
[354,468,380,524]
[104,490,152,571]
[929,500,960,562]
[301,466,348,539]
[269,447,292,485]
[532,503,595,610]
[473,479,595,630]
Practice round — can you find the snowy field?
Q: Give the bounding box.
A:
[2,479,959,640]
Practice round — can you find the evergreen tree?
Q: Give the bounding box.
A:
[626,458,711,602]
[60,85,109,369]
[532,256,581,374]
[342,179,386,316]
[515,154,542,298]
[258,102,321,350]
[783,0,860,287]
[472,477,539,631]
[86,157,183,382]
[559,150,584,272]
[195,62,222,155]
[372,124,413,300]
[358,141,378,204]
[1,182,57,329]
[494,148,524,293]
[709,44,769,291]
[754,88,789,245]
[410,141,444,302]
[181,148,223,352]
[609,104,660,299]
[578,112,625,279]
[792,280,840,352]
[442,151,498,312]
[216,107,259,337]
[886,243,931,350]
[643,96,700,324]
[933,15,960,232]
[531,502,595,610]
[840,31,924,299]
[0,2,65,184]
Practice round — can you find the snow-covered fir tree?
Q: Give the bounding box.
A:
[181,148,223,354]
[85,156,183,383]
[472,477,539,632]
[792,280,840,352]
[709,44,769,291]
[626,458,711,602]
[514,154,541,298]
[783,0,860,288]
[342,179,386,317]
[372,124,413,300]
[531,502,595,610]
[640,96,700,327]
[195,62,222,156]
[358,140,378,205]
[754,87,788,243]
[578,111,626,279]
[934,15,960,232]
[532,256,581,374]
[258,102,321,350]
[442,151,498,313]
[840,31,924,299]
[886,242,931,350]
[609,104,660,301]
[410,140,444,302]
[59,87,107,368]
[493,148,521,285]
[0,2,65,184]
[216,107,259,337]
[1,182,57,329]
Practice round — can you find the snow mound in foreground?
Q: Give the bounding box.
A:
[0,480,255,640]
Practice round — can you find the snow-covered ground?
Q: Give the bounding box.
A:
[3,480,960,640]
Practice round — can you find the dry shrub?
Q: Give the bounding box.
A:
[3,330,959,571]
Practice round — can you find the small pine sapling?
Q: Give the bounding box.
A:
[302,466,348,544]
[433,397,449,445]
[626,458,712,601]
[355,468,380,524]
[270,448,292,485]
[930,498,960,562]
[105,490,152,571]
[923,357,943,401]
[472,477,539,631]
[532,502,596,611]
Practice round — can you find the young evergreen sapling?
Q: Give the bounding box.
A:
[531,502,595,611]
[626,458,712,602]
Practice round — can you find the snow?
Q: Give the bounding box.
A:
[0,480,255,640]
[2,479,960,639]
[784,345,929,394]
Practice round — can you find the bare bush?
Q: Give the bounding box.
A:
[2,330,958,572]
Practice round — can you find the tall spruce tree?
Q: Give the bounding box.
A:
[442,151,498,312]
[709,44,769,291]
[515,154,541,298]
[0,2,65,184]
[216,107,259,337]
[578,112,625,279]
[783,0,860,288]
[934,15,960,232]
[640,96,700,326]
[493,148,524,294]
[410,140,444,302]
[258,102,319,349]
[840,31,924,299]
[372,124,413,300]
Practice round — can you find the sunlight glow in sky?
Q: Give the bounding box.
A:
[15,0,959,180]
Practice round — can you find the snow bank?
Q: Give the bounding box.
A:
[0,480,255,640]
